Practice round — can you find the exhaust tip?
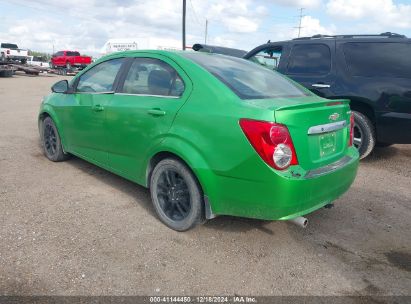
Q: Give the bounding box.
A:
[288,216,308,228]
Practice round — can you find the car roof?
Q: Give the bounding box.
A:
[292,32,408,41]
[244,32,411,58]
[103,49,226,60]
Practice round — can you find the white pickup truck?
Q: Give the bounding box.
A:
[27,56,50,68]
[1,43,28,64]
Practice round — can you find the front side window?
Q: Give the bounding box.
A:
[182,53,308,100]
[343,42,411,78]
[249,46,283,70]
[287,44,331,75]
[76,58,124,93]
[121,58,185,97]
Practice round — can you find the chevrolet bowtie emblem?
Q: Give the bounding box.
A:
[329,113,339,121]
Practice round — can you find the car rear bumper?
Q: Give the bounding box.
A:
[210,148,359,220]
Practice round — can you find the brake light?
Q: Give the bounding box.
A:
[6,50,10,54]
[349,113,354,146]
[239,119,298,170]
[327,101,343,106]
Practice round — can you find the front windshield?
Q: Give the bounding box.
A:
[182,53,309,100]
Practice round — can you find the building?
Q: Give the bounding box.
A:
[100,37,182,55]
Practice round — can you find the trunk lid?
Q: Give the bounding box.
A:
[272,97,351,170]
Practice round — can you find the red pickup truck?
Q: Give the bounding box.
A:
[50,51,92,69]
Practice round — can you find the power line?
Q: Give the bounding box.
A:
[295,8,305,38]
[204,19,208,44]
[189,0,202,26]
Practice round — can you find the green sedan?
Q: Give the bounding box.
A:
[38,50,359,231]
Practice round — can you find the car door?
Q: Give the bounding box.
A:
[58,57,126,166]
[105,55,192,182]
[282,42,336,98]
[55,51,64,66]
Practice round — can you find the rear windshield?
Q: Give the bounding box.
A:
[66,51,80,56]
[343,42,411,79]
[182,53,309,100]
[1,43,18,49]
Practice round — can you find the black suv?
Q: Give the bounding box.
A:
[242,33,411,158]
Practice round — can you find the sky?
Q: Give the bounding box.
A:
[1,0,411,56]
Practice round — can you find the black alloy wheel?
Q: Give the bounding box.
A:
[156,169,191,221]
[41,117,69,162]
[150,158,204,231]
[44,123,57,157]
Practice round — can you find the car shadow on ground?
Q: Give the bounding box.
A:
[363,145,399,162]
[64,155,156,218]
[58,152,307,235]
[62,155,281,235]
[204,215,277,235]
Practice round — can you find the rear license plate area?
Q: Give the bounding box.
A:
[319,132,336,157]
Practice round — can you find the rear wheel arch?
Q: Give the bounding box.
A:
[348,99,376,125]
[147,151,203,190]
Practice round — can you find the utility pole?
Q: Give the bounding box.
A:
[204,19,208,44]
[296,8,305,38]
[182,0,186,50]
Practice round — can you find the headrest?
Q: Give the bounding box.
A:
[147,70,172,96]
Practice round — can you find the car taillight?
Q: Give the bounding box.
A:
[6,50,10,54]
[239,119,298,170]
[349,113,354,146]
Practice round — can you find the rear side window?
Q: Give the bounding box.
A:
[121,58,185,97]
[182,53,309,100]
[76,58,124,93]
[287,44,331,75]
[66,51,81,56]
[344,42,411,78]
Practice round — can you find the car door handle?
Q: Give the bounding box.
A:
[312,83,331,88]
[92,104,104,112]
[147,109,166,116]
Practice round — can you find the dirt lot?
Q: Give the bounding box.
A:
[0,73,410,296]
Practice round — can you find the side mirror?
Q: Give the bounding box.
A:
[51,80,69,93]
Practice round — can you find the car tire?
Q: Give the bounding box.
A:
[21,58,27,64]
[150,158,205,231]
[66,62,72,70]
[0,53,5,63]
[353,111,375,159]
[41,117,69,162]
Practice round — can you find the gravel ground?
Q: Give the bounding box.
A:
[0,73,410,296]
